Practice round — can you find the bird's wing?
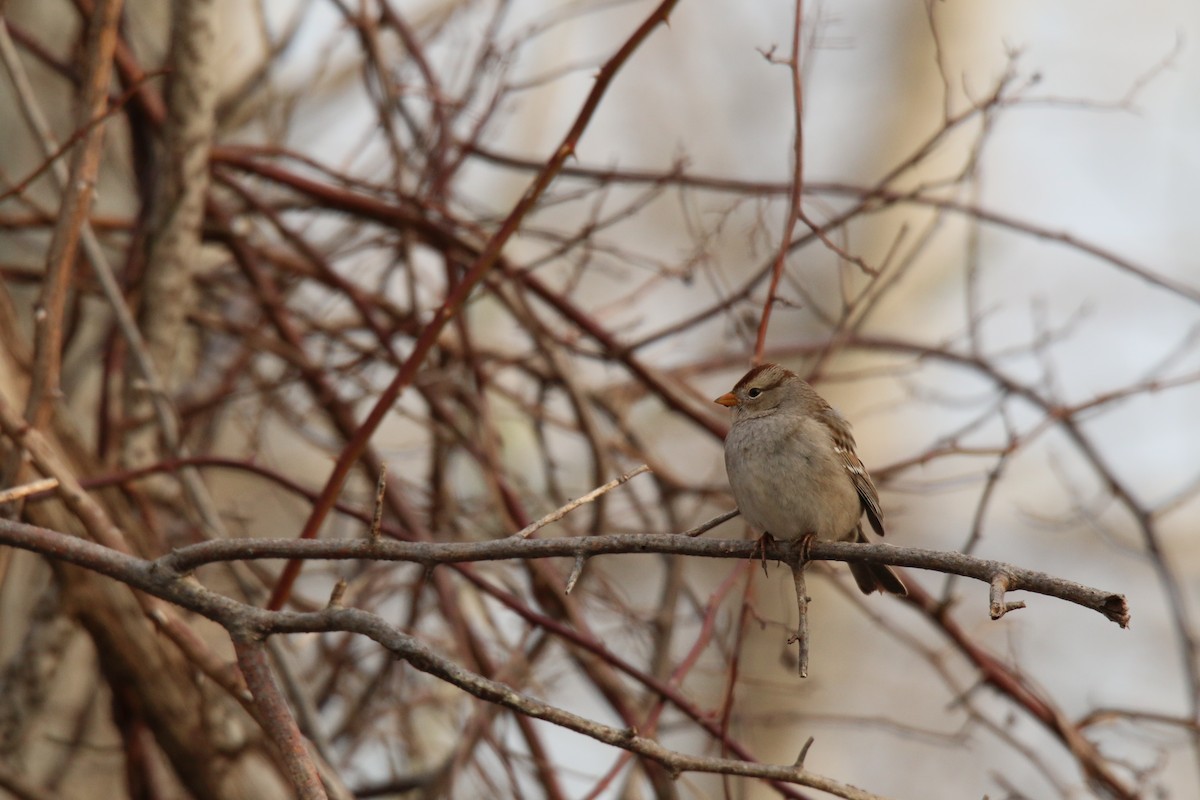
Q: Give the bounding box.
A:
[822,407,886,537]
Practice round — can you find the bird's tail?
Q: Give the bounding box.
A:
[849,527,907,596]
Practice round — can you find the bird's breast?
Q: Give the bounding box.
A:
[724,415,862,540]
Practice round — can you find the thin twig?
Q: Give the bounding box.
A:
[0,477,59,505]
[684,509,740,537]
[369,464,387,540]
[753,0,806,363]
[15,0,122,431]
[787,558,810,678]
[564,554,587,594]
[515,464,651,538]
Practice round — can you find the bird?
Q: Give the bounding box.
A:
[714,362,906,596]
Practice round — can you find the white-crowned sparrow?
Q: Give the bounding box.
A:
[715,363,907,596]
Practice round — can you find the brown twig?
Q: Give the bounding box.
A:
[24,0,124,431]
[233,636,327,800]
[753,0,806,364]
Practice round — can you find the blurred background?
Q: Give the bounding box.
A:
[1,1,1198,798]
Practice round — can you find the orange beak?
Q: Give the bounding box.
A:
[714,392,739,408]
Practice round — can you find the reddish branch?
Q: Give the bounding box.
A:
[24,0,124,431]
[262,0,682,612]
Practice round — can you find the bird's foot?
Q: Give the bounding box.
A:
[797,531,816,565]
[750,532,777,576]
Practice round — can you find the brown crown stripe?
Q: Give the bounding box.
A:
[732,363,784,391]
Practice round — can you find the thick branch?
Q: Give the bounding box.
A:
[0,515,884,799]
[0,514,1129,627]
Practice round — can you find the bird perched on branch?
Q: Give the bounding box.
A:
[715,362,906,596]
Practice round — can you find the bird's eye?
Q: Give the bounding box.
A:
[747,388,762,398]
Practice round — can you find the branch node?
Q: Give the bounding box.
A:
[326,579,347,609]
[793,736,815,767]
[369,464,388,540]
[989,572,1025,620]
[1103,594,1132,628]
[564,553,588,594]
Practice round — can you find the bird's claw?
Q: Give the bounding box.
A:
[750,532,776,576]
[797,532,815,565]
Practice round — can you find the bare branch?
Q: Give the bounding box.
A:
[515,463,650,538]
[233,637,327,800]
